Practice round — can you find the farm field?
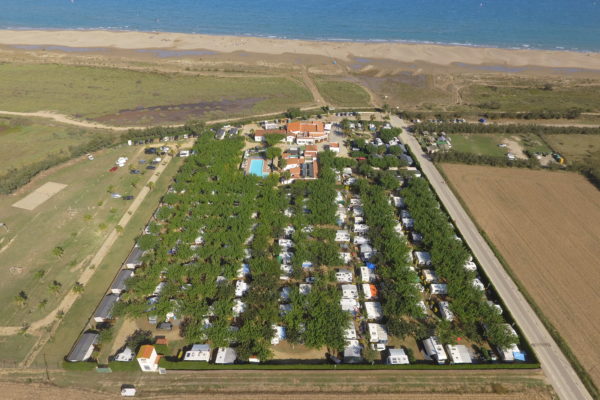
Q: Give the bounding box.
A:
[0,63,314,125]
[441,164,600,390]
[0,141,184,365]
[0,115,111,173]
[314,78,372,107]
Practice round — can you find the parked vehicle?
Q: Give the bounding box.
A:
[109,166,118,172]
[130,169,141,174]
[111,193,122,198]
[123,195,134,200]
[146,165,156,170]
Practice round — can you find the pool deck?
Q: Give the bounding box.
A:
[245,156,270,177]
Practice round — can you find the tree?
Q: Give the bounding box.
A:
[147,181,155,190]
[285,108,302,119]
[362,343,379,364]
[115,225,124,234]
[14,291,27,307]
[49,280,62,294]
[72,282,85,294]
[52,246,64,258]
[265,147,282,166]
[264,134,285,147]
[125,329,154,351]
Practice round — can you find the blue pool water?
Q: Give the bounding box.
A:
[249,159,268,177]
[2,0,600,52]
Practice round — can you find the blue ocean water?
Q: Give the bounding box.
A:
[1,0,600,52]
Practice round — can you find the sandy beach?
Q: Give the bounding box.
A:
[0,29,599,70]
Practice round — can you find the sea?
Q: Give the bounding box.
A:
[2,0,600,52]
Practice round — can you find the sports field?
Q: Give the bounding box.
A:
[0,63,314,125]
[441,164,600,390]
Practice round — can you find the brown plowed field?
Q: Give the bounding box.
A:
[442,164,600,389]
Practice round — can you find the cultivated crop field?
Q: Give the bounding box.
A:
[441,164,600,389]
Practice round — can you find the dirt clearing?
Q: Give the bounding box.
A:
[442,164,600,390]
[12,181,67,210]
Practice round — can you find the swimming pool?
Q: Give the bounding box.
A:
[248,159,268,177]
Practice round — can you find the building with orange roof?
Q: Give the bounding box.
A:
[287,121,328,145]
[137,344,159,372]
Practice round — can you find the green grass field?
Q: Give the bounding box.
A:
[0,63,313,124]
[449,133,551,157]
[461,83,600,113]
[33,154,183,367]
[0,116,112,173]
[0,145,178,334]
[314,78,372,107]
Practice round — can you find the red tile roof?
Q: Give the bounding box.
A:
[137,345,155,359]
[287,121,325,134]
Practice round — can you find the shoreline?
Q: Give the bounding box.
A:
[1,29,600,70]
[4,26,597,53]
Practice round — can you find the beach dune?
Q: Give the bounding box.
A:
[0,29,599,70]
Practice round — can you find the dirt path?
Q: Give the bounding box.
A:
[0,110,137,131]
[301,67,326,106]
[17,149,174,367]
[502,137,527,159]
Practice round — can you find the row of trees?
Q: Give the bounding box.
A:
[431,151,540,169]
[412,122,600,136]
[401,178,518,348]
[354,180,423,321]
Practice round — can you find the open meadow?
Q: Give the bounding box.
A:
[448,133,551,158]
[0,115,112,173]
[313,78,372,107]
[0,63,314,125]
[543,134,600,161]
[441,164,600,391]
[0,143,184,365]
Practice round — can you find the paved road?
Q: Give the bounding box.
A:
[392,115,592,400]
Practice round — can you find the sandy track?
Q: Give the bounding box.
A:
[442,164,600,393]
[0,110,136,131]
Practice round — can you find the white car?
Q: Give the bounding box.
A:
[111,193,122,199]
[87,154,94,160]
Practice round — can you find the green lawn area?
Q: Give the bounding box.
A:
[448,134,506,156]
[449,133,551,156]
[28,152,184,367]
[462,83,600,113]
[0,145,179,332]
[543,134,600,161]
[0,334,38,366]
[0,116,112,173]
[0,63,313,124]
[314,78,372,107]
